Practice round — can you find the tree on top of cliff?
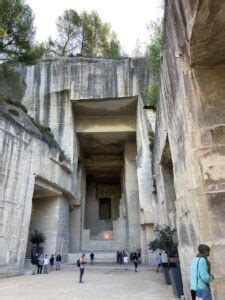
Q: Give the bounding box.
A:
[101,31,121,59]
[0,0,45,64]
[48,9,121,58]
[48,9,81,57]
[147,21,163,77]
[144,20,163,110]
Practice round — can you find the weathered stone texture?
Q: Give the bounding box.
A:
[0,108,75,277]
[1,57,154,278]
[153,1,225,299]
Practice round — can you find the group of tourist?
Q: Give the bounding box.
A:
[32,244,214,299]
[116,250,140,272]
[31,252,62,275]
[76,250,141,284]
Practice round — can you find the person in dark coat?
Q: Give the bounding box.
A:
[90,252,94,264]
[56,253,62,270]
[50,255,54,271]
[133,253,138,272]
[31,253,38,275]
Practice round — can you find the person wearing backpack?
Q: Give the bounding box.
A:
[78,254,86,283]
[190,244,214,300]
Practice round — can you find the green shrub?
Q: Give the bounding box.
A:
[28,115,59,149]
[144,21,163,110]
[149,224,178,257]
[147,23,162,77]
[0,65,24,102]
[59,150,71,164]
[8,109,19,117]
[144,83,158,109]
[4,98,28,114]
[30,229,46,246]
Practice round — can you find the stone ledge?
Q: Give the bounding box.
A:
[49,154,72,174]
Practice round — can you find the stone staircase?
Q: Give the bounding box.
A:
[68,251,117,263]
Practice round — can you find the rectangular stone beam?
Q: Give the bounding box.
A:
[76,116,136,133]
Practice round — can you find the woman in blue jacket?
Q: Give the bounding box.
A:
[190,244,214,300]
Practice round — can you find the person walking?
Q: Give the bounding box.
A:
[37,254,44,274]
[43,255,49,274]
[133,253,138,272]
[56,253,62,270]
[123,255,128,271]
[90,252,94,265]
[190,244,214,300]
[161,250,168,267]
[156,253,163,272]
[50,255,54,271]
[79,254,87,283]
[31,253,38,275]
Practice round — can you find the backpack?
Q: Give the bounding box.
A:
[77,259,80,267]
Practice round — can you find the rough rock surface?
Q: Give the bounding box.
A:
[153,1,225,299]
[0,57,155,278]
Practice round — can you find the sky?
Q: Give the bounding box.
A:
[26,0,163,56]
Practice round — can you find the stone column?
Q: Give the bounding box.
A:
[28,196,59,256]
[55,196,70,260]
[69,205,82,252]
[28,195,70,261]
[124,144,140,251]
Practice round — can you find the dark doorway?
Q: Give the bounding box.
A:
[99,198,111,219]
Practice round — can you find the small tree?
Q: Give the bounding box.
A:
[147,21,163,77]
[102,32,121,58]
[30,229,46,251]
[48,9,121,58]
[47,9,81,56]
[0,0,45,64]
[143,83,159,109]
[144,20,163,110]
[149,224,178,257]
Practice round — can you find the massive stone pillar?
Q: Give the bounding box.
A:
[0,117,35,277]
[55,196,70,258]
[124,144,140,251]
[69,206,82,252]
[152,1,225,298]
[27,195,70,260]
[136,100,155,263]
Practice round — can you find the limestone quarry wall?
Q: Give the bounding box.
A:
[20,58,139,157]
[0,56,155,277]
[19,57,154,257]
[0,105,75,277]
[153,1,225,299]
